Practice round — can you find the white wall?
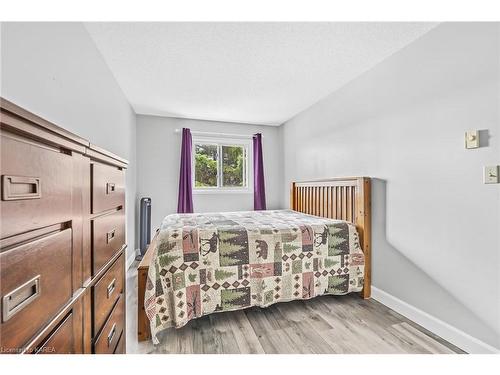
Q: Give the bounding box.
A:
[1,22,138,265]
[136,115,283,232]
[281,23,500,350]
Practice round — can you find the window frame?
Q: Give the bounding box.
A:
[192,136,252,194]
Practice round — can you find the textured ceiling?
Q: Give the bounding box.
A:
[85,22,437,125]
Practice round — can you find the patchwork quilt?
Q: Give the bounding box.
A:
[144,210,365,344]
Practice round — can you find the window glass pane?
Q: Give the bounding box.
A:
[194,144,218,187]
[222,145,245,187]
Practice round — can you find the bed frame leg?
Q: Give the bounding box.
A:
[361,285,371,299]
[137,267,151,342]
[361,266,371,299]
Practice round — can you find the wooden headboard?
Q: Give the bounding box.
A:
[290,177,371,298]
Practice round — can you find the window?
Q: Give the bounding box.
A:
[193,137,250,192]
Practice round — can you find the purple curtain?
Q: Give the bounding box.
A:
[177,128,194,213]
[253,133,267,210]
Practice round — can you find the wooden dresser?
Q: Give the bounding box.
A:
[0,98,127,354]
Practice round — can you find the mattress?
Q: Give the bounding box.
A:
[144,209,365,344]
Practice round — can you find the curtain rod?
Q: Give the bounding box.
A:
[174,128,261,139]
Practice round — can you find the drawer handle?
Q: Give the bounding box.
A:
[107,278,116,299]
[2,275,41,322]
[106,183,116,194]
[107,323,116,347]
[106,229,116,243]
[2,175,41,201]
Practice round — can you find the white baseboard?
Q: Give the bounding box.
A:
[371,286,500,354]
[126,248,138,269]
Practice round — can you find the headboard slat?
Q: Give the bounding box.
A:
[290,177,371,299]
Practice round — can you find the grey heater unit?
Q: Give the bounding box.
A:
[137,197,152,260]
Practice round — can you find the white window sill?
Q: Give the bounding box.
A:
[193,188,253,195]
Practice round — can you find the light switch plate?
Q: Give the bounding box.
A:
[484,166,499,184]
[465,130,479,149]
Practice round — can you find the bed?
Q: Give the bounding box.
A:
[137,177,371,343]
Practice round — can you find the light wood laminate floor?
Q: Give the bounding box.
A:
[126,262,465,354]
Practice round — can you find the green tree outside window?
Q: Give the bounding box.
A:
[194,142,247,189]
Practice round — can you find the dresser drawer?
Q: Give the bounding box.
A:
[93,253,124,334]
[0,132,73,238]
[0,229,73,350]
[92,209,125,274]
[91,162,125,214]
[35,312,75,354]
[94,294,124,354]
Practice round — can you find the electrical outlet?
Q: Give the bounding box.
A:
[484,166,499,184]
